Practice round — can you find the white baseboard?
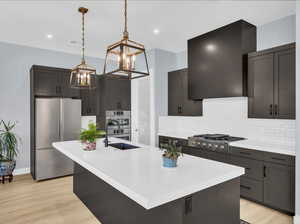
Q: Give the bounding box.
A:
[294,215,300,224]
[13,167,30,176]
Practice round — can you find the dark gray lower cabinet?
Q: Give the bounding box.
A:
[240,177,263,203]
[231,155,264,181]
[159,136,187,148]
[263,162,295,212]
[160,136,295,214]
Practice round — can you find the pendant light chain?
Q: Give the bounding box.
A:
[123,0,128,39]
[82,11,85,63]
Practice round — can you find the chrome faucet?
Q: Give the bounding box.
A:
[104,119,120,147]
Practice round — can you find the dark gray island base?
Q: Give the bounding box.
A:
[73,162,241,224]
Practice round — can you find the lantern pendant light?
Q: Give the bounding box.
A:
[103,0,150,80]
[70,7,97,89]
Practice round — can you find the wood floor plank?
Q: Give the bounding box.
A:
[0,175,293,224]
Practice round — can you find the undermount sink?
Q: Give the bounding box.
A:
[108,143,139,150]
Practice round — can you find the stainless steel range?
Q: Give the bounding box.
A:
[106,110,131,140]
[188,134,245,153]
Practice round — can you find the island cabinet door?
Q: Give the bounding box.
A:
[183,178,240,224]
[263,162,294,213]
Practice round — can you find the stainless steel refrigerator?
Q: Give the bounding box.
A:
[34,98,81,181]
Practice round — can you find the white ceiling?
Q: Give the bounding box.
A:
[0,1,296,58]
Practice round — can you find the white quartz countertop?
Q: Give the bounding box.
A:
[229,139,296,156]
[53,138,244,209]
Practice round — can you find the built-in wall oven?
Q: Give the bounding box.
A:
[106,111,131,140]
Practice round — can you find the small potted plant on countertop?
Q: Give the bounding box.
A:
[160,140,182,168]
[80,122,105,151]
[0,120,20,183]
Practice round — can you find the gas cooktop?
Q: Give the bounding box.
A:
[192,134,245,142]
[188,134,245,153]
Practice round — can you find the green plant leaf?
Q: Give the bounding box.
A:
[80,122,106,143]
[0,120,20,161]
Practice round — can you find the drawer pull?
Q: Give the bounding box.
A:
[271,157,285,162]
[240,151,251,156]
[241,185,251,190]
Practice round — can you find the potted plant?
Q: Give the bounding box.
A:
[0,120,20,182]
[160,140,182,168]
[80,122,105,151]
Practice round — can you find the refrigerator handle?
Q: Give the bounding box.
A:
[60,99,64,141]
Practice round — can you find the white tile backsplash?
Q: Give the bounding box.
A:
[159,97,296,147]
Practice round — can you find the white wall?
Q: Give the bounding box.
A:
[257,14,295,51]
[131,49,177,146]
[159,15,296,154]
[152,49,177,145]
[0,41,104,171]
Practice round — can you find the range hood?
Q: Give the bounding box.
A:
[188,20,257,100]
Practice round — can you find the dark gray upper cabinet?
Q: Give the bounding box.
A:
[98,76,131,111]
[263,162,295,213]
[248,54,274,119]
[32,65,80,98]
[80,75,99,116]
[274,48,296,119]
[80,88,97,116]
[248,43,295,120]
[33,66,61,97]
[97,76,131,128]
[188,20,256,99]
[168,69,202,116]
[61,72,81,98]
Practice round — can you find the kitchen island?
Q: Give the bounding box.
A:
[53,138,244,224]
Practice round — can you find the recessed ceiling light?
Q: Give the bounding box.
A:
[70,40,78,44]
[46,34,53,39]
[153,29,160,35]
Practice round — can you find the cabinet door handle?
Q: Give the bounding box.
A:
[117,102,121,109]
[274,104,278,116]
[178,106,183,114]
[56,86,59,94]
[269,104,273,115]
[185,196,193,214]
[239,151,251,156]
[263,166,266,177]
[241,185,251,190]
[271,157,285,162]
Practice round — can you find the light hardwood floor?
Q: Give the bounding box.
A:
[0,175,293,224]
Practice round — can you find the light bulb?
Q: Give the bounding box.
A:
[131,55,136,69]
[87,74,90,85]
